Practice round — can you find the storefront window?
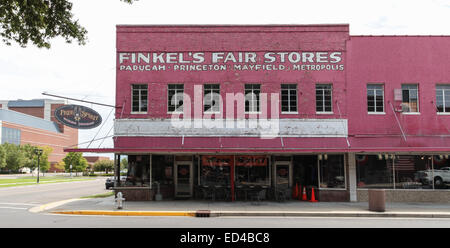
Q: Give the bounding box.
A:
[151,155,174,186]
[415,155,449,189]
[356,154,450,190]
[394,155,429,189]
[319,155,345,189]
[235,155,269,186]
[125,155,150,186]
[201,155,231,186]
[356,155,394,189]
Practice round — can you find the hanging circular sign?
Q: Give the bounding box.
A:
[54,104,102,129]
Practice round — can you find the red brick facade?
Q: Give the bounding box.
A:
[1,100,79,172]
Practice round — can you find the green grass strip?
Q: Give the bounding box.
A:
[0,177,94,188]
[80,192,115,199]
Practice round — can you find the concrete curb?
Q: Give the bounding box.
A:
[51,210,196,217]
[49,210,450,218]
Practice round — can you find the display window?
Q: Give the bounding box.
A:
[319,155,345,189]
[235,155,269,186]
[356,154,450,190]
[125,155,150,186]
[201,155,231,186]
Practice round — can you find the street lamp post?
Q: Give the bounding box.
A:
[34,148,43,184]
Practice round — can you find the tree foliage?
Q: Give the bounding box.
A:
[0,143,52,173]
[0,0,134,48]
[0,145,6,169]
[120,157,128,170]
[21,144,53,173]
[2,143,25,172]
[93,159,114,174]
[62,151,88,173]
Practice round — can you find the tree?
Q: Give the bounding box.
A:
[21,144,53,174]
[3,143,25,172]
[0,144,6,169]
[120,157,128,171]
[63,151,88,175]
[0,0,134,48]
[93,159,114,174]
[54,160,65,172]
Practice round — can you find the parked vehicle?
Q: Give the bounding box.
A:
[105,176,127,189]
[416,167,450,188]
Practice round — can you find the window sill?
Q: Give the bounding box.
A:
[368,112,386,115]
[130,112,148,115]
[316,112,334,115]
[281,112,299,115]
[437,112,450,115]
[401,112,420,115]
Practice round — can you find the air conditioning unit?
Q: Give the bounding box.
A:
[395,104,403,113]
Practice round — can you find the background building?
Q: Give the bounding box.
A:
[0,99,79,172]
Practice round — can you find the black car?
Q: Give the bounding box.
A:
[105,176,126,189]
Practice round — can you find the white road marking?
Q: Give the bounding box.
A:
[0,203,39,206]
[0,206,28,210]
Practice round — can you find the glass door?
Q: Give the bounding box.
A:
[274,161,292,189]
[174,162,193,198]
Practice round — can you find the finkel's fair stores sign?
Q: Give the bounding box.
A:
[118,51,344,72]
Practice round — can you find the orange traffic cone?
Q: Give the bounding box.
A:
[301,187,308,201]
[309,187,318,202]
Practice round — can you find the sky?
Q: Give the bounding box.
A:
[0,0,449,156]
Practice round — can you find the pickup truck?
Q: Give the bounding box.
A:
[416,167,450,188]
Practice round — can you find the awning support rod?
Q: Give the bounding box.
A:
[389,101,407,141]
[42,92,118,108]
[336,100,351,148]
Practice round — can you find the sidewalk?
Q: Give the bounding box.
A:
[37,196,450,218]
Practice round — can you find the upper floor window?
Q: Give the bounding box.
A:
[316,84,332,113]
[367,84,384,113]
[168,84,184,113]
[132,84,148,113]
[204,84,220,113]
[245,84,261,113]
[436,85,450,113]
[401,84,419,113]
[281,84,298,113]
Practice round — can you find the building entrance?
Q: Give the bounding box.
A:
[293,155,319,188]
[174,161,193,198]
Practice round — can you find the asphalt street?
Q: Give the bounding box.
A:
[1,176,450,228]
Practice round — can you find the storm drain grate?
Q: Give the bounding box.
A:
[195,210,211,217]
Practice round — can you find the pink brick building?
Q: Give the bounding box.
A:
[68,24,450,202]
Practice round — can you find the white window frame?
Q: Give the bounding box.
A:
[401,84,419,114]
[367,84,385,114]
[203,84,221,113]
[167,84,184,113]
[245,84,261,114]
[316,84,333,114]
[281,84,298,114]
[436,84,450,114]
[131,84,148,114]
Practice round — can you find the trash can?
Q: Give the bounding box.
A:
[368,189,385,212]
